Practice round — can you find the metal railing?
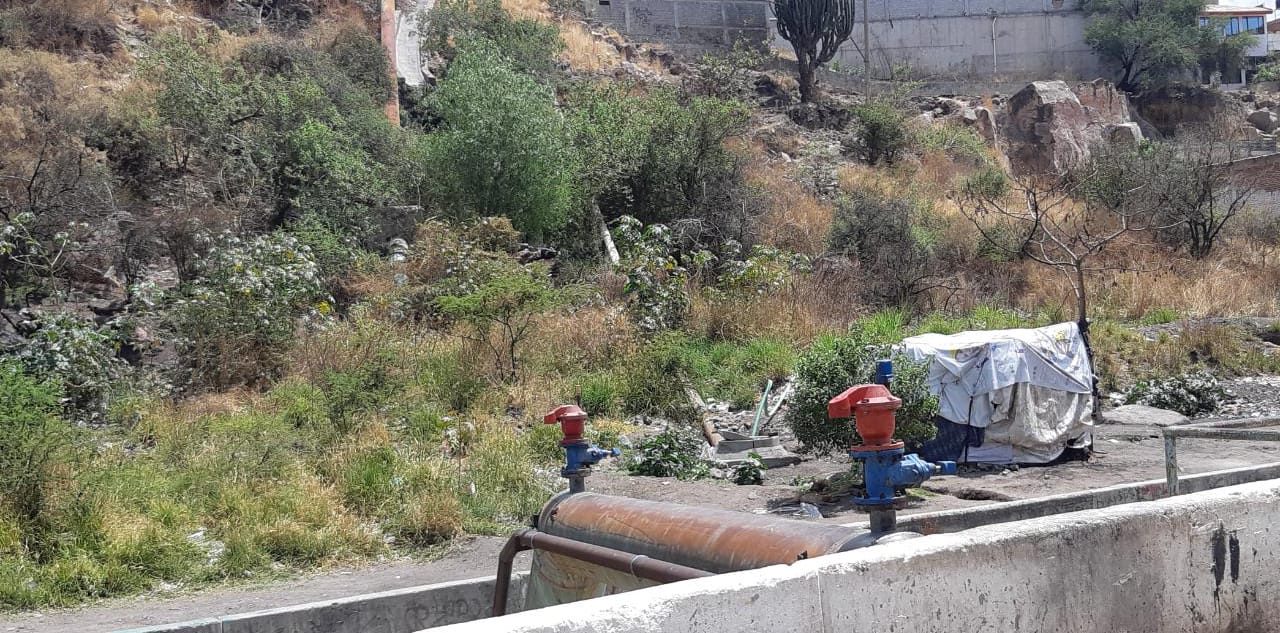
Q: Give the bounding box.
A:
[1163,417,1280,495]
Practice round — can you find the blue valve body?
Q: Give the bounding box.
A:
[850,447,956,507]
[562,441,620,479]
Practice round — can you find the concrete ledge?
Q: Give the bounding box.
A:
[436,478,1280,632]
[845,460,1280,535]
[116,573,528,633]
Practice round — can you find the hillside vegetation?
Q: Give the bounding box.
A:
[3,0,1280,610]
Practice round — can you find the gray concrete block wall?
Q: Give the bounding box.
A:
[430,478,1280,633]
[585,0,770,50]
[589,0,1105,81]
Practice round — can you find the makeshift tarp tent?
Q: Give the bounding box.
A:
[900,322,1094,465]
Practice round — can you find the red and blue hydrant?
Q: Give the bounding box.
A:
[545,405,620,494]
[828,361,955,531]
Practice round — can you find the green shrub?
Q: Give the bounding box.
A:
[914,123,990,164]
[732,452,765,485]
[437,267,563,383]
[613,216,692,333]
[0,361,73,532]
[567,85,753,244]
[787,320,937,454]
[849,100,909,165]
[462,428,553,533]
[1140,307,1182,326]
[13,311,123,420]
[830,191,947,308]
[422,40,577,239]
[627,426,709,479]
[575,372,622,417]
[424,0,563,75]
[1124,371,1226,417]
[339,447,402,514]
[323,356,398,434]
[170,231,330,389]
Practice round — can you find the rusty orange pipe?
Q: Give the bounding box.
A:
[537,492,877,574]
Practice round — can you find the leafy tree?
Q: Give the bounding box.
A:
[436,267,562,382]
[423,41,577,240]
[1082,0,1252,90]
[771,0,855,102]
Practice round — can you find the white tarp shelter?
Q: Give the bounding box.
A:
[900,322,1095,464]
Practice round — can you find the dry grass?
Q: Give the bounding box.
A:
[559,20,621,72]
[132,3,175,32]
[501,0,552,21]
[1013,236,1280,321]
[750,163,834,258]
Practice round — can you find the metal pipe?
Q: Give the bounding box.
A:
[1164,428,1280,441]
[491,529,531,617]
[1161,417,1280,497]
[491,528,712,617]
[539,492,879,574]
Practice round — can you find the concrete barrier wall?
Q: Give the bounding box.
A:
[431,478,1280,633]
[118,573,528,633]
[586,0,1105,81]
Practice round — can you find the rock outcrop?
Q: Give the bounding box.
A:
[1132,84,1249,136]
[1247,109,1279,133]
[999,80,1133,176]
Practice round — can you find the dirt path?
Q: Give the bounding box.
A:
[0,537,520,633]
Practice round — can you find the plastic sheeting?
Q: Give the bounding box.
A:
[901,322,1094,464]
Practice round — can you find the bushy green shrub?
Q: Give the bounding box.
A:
[829,191,947,308]
[170,231,330,389]
[614,216,692,333]
[13,311,123,420]
[787,321,937,454]
[424,0,563,75]
[422,41,577,239]
[567,85,753,248]
[732,452,765,485]
[849,100,909,165]
[0,361,73,531]
[627,427,709,480]
[1123,371,1225,417]
[437,267,563,382]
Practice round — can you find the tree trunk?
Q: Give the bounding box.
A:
[796,50,817,103]
[1072,264,1102,424]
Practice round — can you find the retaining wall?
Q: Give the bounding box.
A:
[585,0,1105,81]
[432,478,1280,633]
[118,573,528,633]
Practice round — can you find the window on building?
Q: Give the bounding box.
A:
[1205,15,1266,36]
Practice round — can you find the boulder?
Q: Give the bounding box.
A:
[1100,404,1189,427]
[1000,80,1130,175]
[1247,109,1279,133]
[1132,85,1248,137]
[1105,122,1143,146]
[965,106,998,143]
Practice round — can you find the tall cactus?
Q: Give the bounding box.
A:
[772,0,856,103]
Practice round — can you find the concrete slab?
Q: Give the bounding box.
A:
[436,478,1280,633]
[428,563,823,633]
